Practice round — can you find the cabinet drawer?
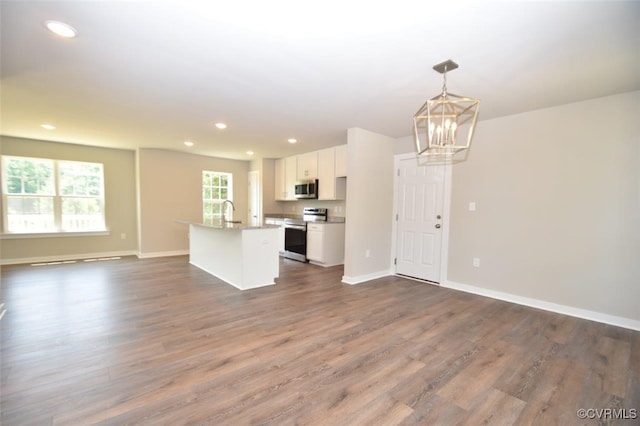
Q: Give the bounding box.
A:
[307,223,324,232]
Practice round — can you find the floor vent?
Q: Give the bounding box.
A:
[83,256,122,262]
[31,256,121,266]
[32,260,77,266]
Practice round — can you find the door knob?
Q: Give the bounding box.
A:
[435,224,441,229]
[436,215,442,219]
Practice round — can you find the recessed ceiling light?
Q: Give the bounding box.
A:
[215,123,227,129]
[184,141,194,147]
[288,138,297,144]
[45,20,77,38]
[246,150,254,156]
[41,124,56,130]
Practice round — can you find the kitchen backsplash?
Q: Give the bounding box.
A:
[275,199,346,218]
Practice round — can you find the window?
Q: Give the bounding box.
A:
[2,156,105,234]
[202,171,232,225]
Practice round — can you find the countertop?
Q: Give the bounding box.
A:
[263,213,302,220]
[264,213,346,223]
[176,219,279,231]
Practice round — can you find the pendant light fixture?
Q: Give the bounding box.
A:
[413,60,479,158]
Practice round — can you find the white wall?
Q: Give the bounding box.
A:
[343,127,396,283]
[440,91,639,325]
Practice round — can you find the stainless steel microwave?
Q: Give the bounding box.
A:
[294,180,318,199]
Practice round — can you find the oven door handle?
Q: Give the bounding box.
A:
[285,224,307,231]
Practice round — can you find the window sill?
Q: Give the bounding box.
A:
[0,230,110,240]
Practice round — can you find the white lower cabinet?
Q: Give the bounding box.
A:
[306,222,345,267]
[265,218,285,253]
[306,226,323,262]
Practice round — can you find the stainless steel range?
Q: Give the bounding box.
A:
[283,207,328,262]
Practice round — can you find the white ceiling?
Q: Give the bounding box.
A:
[1,1,639,160]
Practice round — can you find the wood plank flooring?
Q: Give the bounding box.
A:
[1,255,638,425]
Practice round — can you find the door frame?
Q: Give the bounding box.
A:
[390,153,453,284]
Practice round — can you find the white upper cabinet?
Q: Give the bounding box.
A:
[284,156,297,200]
[274,158,286,201]
[275,156,298,200]
[335,144,347,177]
[274,145,346,201]
[296,151,318,180]
[318,147,345,200]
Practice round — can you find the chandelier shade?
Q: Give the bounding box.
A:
[413,60,479,158]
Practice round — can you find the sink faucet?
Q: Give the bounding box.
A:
[221,200,235,223]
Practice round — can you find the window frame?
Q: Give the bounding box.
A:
[202,170,233,225]
[1,155,107,236]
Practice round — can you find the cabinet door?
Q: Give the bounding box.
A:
[285,156,297,200]
[265,218,286,253]
[296,152,318,180]
[274,159,286,201]
[306,224,323,262]
[335,144,347,177]
[318,147,336,200]
[277,224,285,253]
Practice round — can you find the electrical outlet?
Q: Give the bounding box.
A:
[120,233,126,240]
[365,249,371,258]
[473,258,480,268]
[469,202,477,212]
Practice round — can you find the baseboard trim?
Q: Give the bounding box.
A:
[137,250,189,259]
[442,279,640,331]
[0,250,139,266]
[342,269,392,285]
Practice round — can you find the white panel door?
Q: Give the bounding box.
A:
[248,170,260,226]
[395,158,445,282]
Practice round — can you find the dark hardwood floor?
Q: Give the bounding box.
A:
[1,255,638,425]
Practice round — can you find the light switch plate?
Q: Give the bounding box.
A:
[469,202,476,211]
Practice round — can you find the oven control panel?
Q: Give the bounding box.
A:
[303,207,328,222]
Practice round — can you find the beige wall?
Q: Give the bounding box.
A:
[0,136,138,263]
[138,148,250,256]
[446,91,640,321]
[343,127,395,282]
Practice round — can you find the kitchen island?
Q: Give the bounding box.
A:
[186,221,280,290]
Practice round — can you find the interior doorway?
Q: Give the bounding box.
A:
[248,170,261,226]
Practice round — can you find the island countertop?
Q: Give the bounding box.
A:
[176,219,279,231]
